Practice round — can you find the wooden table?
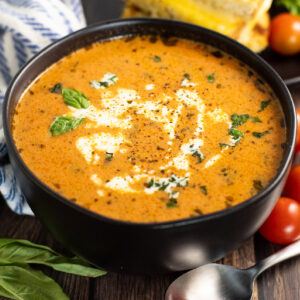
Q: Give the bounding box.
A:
[1,194,300,300]
[1,1,300,299]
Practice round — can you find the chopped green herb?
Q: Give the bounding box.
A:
[207,73,215,83]
[168,176,176,182]
[254,79,266,93]
[231,114,249,128]
[251,116,262,123]
[158,182,169,191]
[258,100,271,112]
[0,238,105,300]
[253,180,264,191]
[166,198,177,208]
[105,152,113,161]
[62,88,89,109]
[146,179,154,188]
[228,128,244,140]
[192,150,204,163]
[49,116,85,136]
[103,81,110,87]
[252,131,269,138]
[153,55,161,62]
[184,73,190,80]
[49,83,62,94]
[200,186,207,195]
[90,73,118,89]
[220,143,231,148]
[276,0,300,16]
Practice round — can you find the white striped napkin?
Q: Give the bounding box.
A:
[0,0,86,215]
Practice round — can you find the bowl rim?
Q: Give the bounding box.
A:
[3,18,297,229]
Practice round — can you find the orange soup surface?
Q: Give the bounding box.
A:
[13,36,286,222]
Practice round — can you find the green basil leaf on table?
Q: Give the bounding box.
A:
[62,88,89,109]
[0,265,69,300]
[0,239,106,277]
[49,116,85,136]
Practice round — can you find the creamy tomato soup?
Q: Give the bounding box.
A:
[13,36,286,222]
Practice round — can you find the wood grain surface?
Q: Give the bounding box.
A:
[1,1,300,299]
[1,194,300,300]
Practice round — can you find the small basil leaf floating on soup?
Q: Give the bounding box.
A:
[200,186,207,195]
[192,149,204,163]
[252,130,269,138]
[105,152,113,161]
[228,128,244,140]
[166,198,177,208]
[207,73,215,83]
[153,55,161,62]
[219,143,232,148]
[253,180,264,191]
[49,83,62,94]
[49,116,85,136]
[62,88,89,109]
[231,114,249,128]
[258,99,271,112]
[251,116,262,123]
[90,73,118,89]
[183,73,190,80]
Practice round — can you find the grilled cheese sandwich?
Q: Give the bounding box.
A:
[122,0,272,52]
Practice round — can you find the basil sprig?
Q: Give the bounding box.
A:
[50,116,85,136]
[0,239,106,300]
[62,88,89,109]
[276,0,300,16]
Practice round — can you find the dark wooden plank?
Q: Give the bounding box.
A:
[255,234,300,300]
[93,273,176,300]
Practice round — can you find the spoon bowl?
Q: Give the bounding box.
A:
[166,239,300,300]
[166,264,255,300]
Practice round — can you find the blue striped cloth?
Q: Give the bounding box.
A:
[0,0,86,215]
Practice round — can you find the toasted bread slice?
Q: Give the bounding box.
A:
[122,1,270,52]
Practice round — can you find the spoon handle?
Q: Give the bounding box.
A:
[250,239,300,277]
[284,77,300,87]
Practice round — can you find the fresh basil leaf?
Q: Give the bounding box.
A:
[253,180,264,191]
[251,116,262,123]
[258,100,271,112]
[276,0,300,16]
[0,265,69,300]
[50,116,84,136]
[166,198,177,208]
[0,239,106,277]
[200,186,207,195]
[105,152,113,161]
[207,74,215,83]
[49,83,62,94]
[252,131,269,138]
[228,128,244,140]
[219,143,231,148]
[231,114,249,128]
[153,55,161,62]
[62,88,89,109]
[183,73,190,80]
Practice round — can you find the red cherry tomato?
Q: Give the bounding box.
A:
[295,109,300,154]
[269,13,300,56]
[284,165,300,203]
[259,197,300,244]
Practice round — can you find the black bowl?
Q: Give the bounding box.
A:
[3,19,296,274]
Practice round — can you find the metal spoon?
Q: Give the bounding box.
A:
[165,239,300,300]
